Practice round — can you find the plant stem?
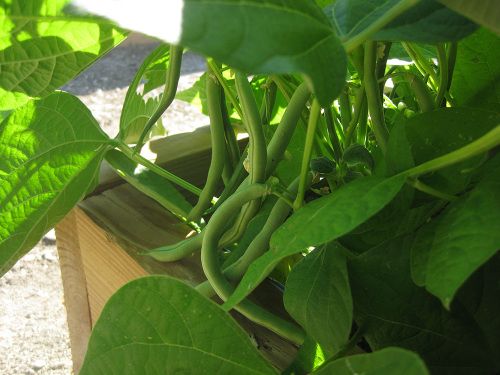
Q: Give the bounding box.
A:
[325,107,343,161]
[207,58,243,119]
[407,178,457,201]
[402,126,500,178]
[435,43,449,107]
[134,45,183,152]
[343,0,420,52]
[293,99,321,211]
[220,89,241,168]
[402,42,438,90]
[117,141,202,196]
[338,87,352,131]
[364,41,389,153]
[345,85,366,146]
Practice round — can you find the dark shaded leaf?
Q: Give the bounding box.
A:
[284,243,352,356]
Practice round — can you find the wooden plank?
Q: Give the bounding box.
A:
[54,210,92,375]
[74,207,149,322]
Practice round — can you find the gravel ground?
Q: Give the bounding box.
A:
[0,34,207,374]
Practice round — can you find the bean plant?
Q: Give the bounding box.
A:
[1,0,499,374]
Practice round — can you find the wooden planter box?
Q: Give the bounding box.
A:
[55,127,297,374]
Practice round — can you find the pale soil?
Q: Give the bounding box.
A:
[0,34,206,374]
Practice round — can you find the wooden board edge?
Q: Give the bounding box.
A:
[55,209,93,374]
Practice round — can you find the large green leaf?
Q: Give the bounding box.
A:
[284,243,352,356]
[411,172,500,307]
[331,0,476,44]
[0,92,110,276]
[438,0,500,35]
[348,236,499,374]
[0,0,126,111]
[451,28,500,107]
[80,276,277,375]
[313,348,429,375]
[74,0,347,106]
[223,175,406,309]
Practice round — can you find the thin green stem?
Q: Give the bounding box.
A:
[338,87,352,131]
[402,126,500,178]
[207,59,243,119]
[345,85,366,146]
[221,89,241,169]
[435,43,449,107]
[402,42,438,90]
[364,41,389,153]
[325,107,343,161]
[407,178,457,201]
[294,99,321,211]
[356,101,368,145]
[134,45,183,152]
[343,0,420,52]
[117,141,202,196]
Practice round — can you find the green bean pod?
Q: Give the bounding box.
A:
[188,71,227,221]
[266,82,311,176]
[199,183,305,344]
[403,72,435,113]
[135,45,183,152]
[144,234,203,262]
[235,72,267,185]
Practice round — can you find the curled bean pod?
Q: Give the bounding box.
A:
[135,45,183,152]
[199,183,305,344]
[196,177,300,298]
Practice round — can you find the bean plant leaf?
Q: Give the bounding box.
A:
[373,0,476,43]
[404,107,500,194]
[450,28,500,107]
[73,0,347,106]
[312,348,429,375]
[437,0,500,35]
[284,243,352,356]
[223,175,406,309]
[411,172,500,308]
[348,236,499,374]
[0,0,127,111]
[105,149,192,220]
[119,44,171,143]
[331,0,476,44]
[0,92,110,276]
[80,276,277,375]
[455,253,500,362]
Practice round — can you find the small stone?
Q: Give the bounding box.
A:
[31,359,46,371]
